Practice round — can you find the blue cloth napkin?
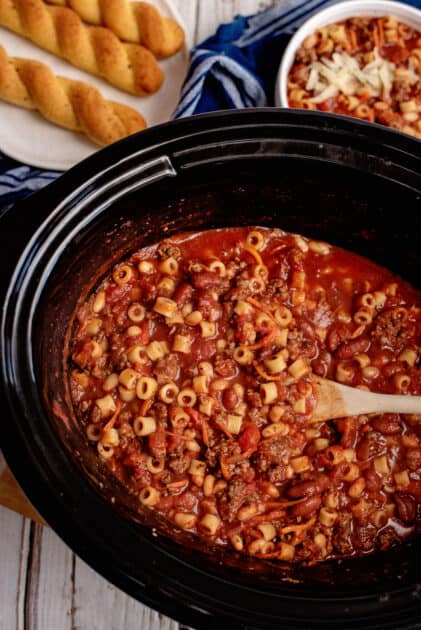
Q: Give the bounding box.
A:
[1,0,420,210]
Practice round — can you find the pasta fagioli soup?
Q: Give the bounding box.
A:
[69,227,421,565]
[287,16,421,138]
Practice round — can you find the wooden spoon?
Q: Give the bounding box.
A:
[310,375,421,423]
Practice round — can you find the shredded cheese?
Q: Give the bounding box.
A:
[306,48,396,103]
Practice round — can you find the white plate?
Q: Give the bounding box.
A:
[0,0,190,170]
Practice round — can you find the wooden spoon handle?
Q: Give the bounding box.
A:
[311,376,421,423]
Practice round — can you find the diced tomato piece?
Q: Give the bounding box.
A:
[148,431,166,458]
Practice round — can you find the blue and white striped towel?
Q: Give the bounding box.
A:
[1,0,420,210]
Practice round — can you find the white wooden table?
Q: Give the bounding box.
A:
[0,1,285,628]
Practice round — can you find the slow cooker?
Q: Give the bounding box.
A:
[0,110,420,629]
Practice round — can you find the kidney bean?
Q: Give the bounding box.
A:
[364,466,382,492]
[371,414,402,435]
[312,472,330,492]
[311,351,331,378]
[173,282,193,306]
[336,336,370,359]
[326,325,349,352]
[287,480,322,499]
[406,447,421,471]
[331,461,351,483]
[290,495,321,518]
[222,387,238,411]
[357,434,386,461]
[336,417,357,448]
[238,424,260,452]
[191,271,225,289]
[394,492,416,524]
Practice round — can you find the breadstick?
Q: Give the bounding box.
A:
[46,0,184,57]
[0,0,164,95]
[0,45,147,145]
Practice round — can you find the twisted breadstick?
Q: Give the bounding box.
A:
[46,0,184,57]
[0,45,147,145]
[0,0,163,95]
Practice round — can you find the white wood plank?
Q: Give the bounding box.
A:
[196,0,236,44]
[72,555,179,630]
[172,0,199,45]
[0,508,31,630]
[24,525,73,630]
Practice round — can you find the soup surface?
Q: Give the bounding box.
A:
[70,227,421,564]
[287,16,421,138]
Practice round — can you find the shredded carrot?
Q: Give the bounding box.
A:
[350,324,366,339]
[102,400,121,435]
[140,399,153,416]
[167,479,188,489]
[246,296,275,320]
[342,29,352,53]
[225,447,256,465]
[372,24,380,48]
[200,416,210,446]
[269,244,288,256]
[248,325,278,350]
[164,431,192,442]
[244,243,264,266]
[246,509,286,526]
[253,361,282,381]
[244,297,279,350]
[281,516,316,535]
[213,418,233,439]
[220,456,232,480]
[349,26,357,51]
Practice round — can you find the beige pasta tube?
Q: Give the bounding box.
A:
[133,415,157,436]
[153,297,178,317]
[139,486,160,506]
[136,376,158,400]
[199,513,220,536]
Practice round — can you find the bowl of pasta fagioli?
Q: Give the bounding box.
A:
[275,0,421,138]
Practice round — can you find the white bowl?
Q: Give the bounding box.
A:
[275,0,421,108]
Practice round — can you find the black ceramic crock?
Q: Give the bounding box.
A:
[0,110,420,629]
